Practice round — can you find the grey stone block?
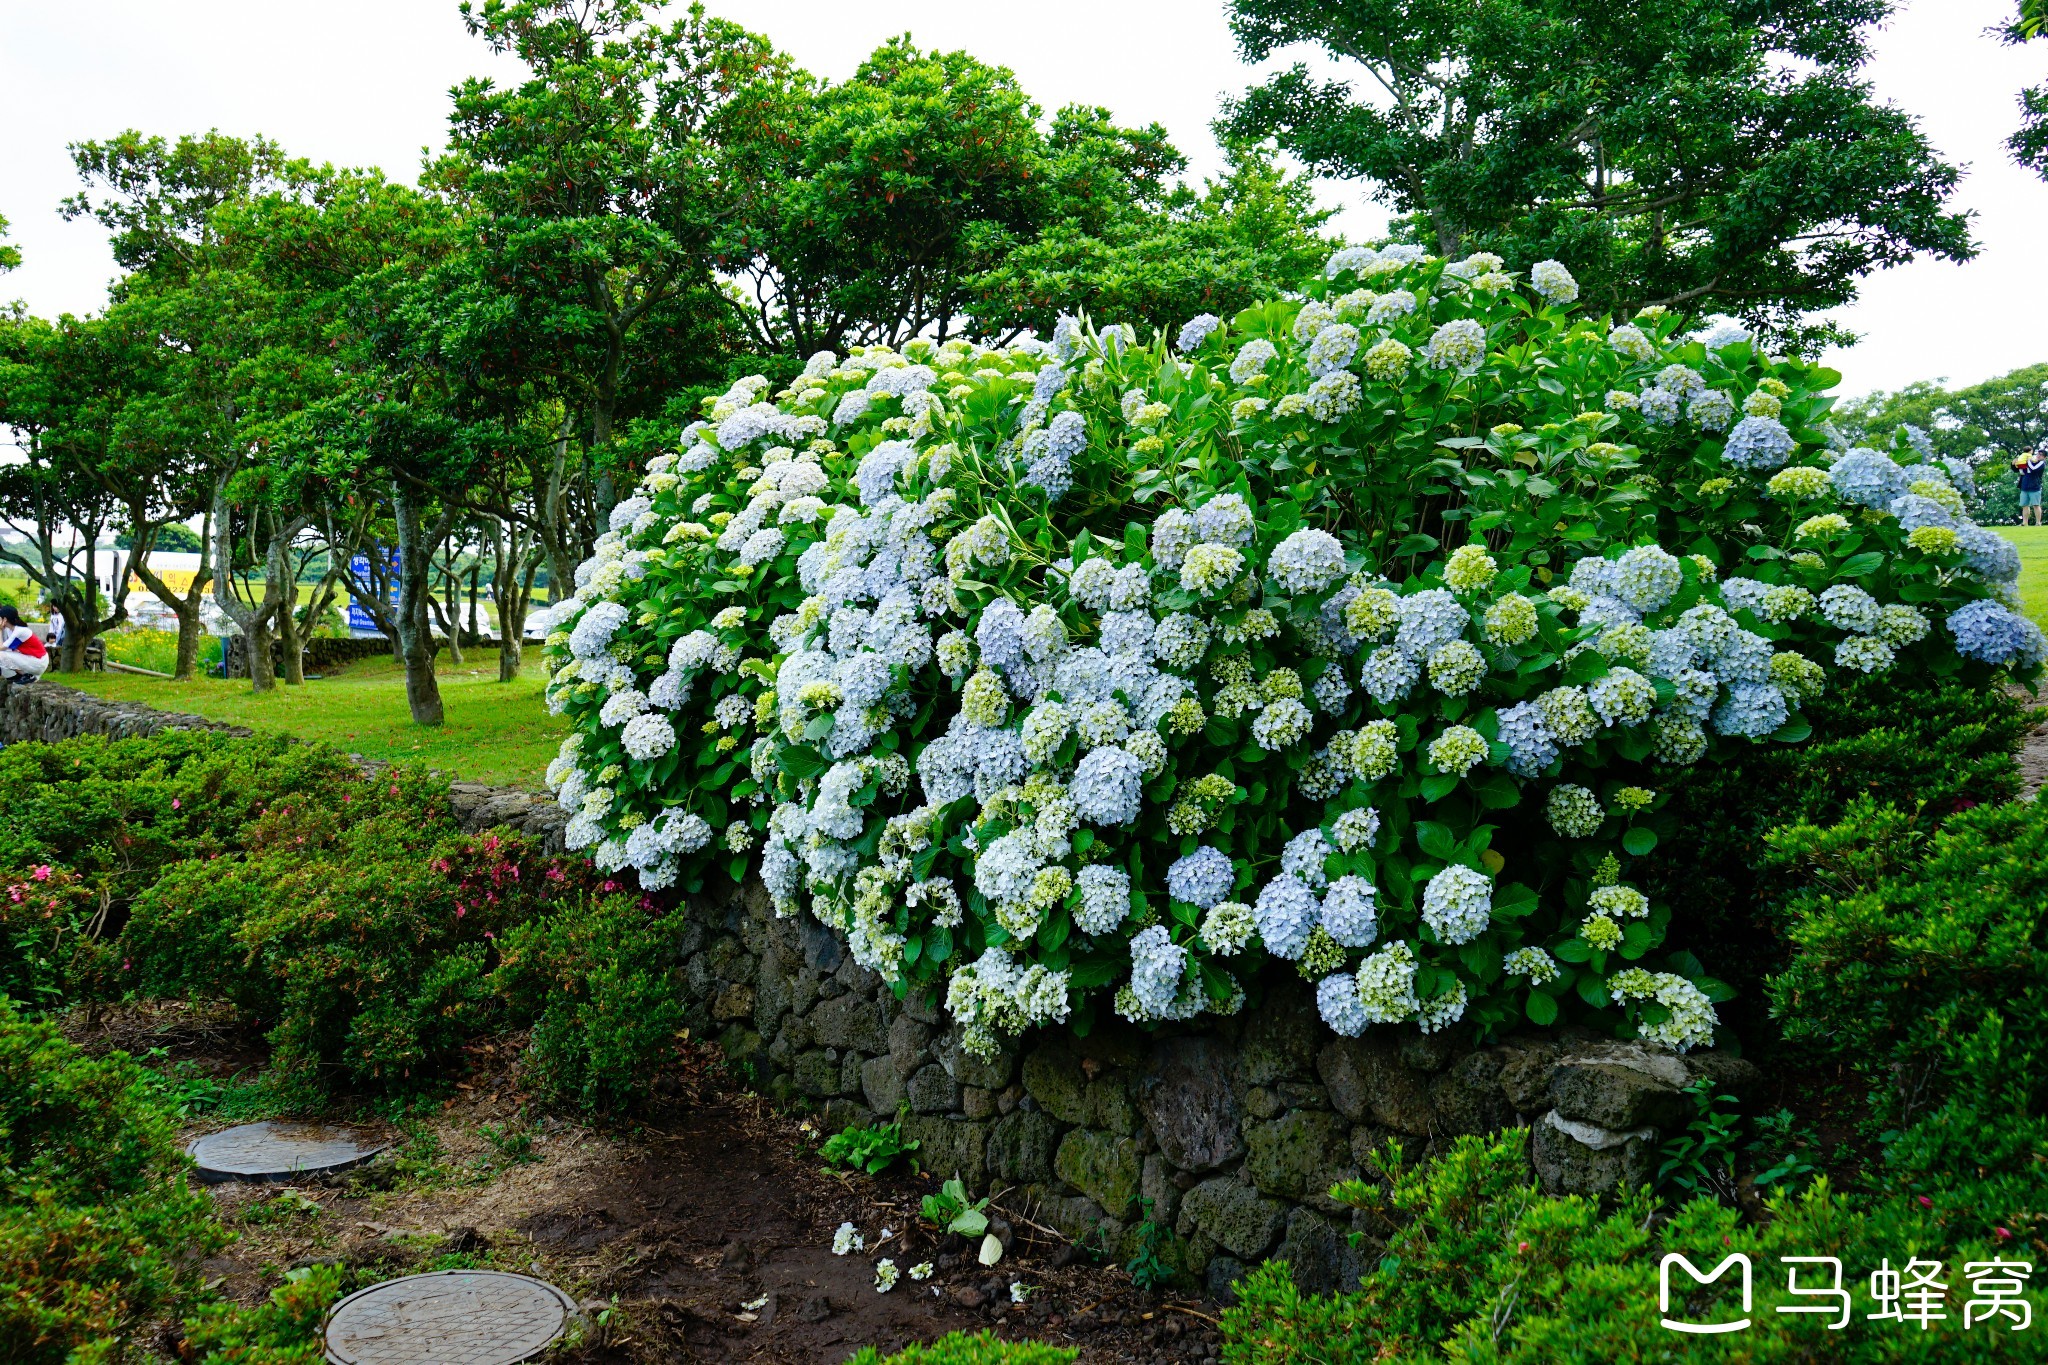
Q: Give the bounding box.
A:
[1244,1110,1353,1204]
[987,1109,1060,1184]
[1054,1128,1142,1221]
[1531,1110,1657,1197]
[1178,1176,1287,1261]
[1317,1036,1435,1135]
[906,1063,962,1114]
[1136,1036,1245,1172]
[862,1054,907,1115]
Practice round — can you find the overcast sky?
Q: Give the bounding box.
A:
[2,0,2043,399]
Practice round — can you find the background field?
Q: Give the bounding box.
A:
[58,648,565,787]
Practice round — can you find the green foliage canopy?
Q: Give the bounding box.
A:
[1218,0,1976,347]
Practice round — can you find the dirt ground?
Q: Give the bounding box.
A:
[78,1008,1227,1365]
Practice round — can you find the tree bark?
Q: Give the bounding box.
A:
[128,509,215,681]
[391,481,448,727]
[487,515,537,682]
[440,542,464,665]
[209,482,301,693]
[275,550,306,686]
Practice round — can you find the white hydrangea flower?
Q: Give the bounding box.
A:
[1420,865,1492,945]
[1267,528,1347,595]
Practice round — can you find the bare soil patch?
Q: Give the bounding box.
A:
[86,1011,1226,1364]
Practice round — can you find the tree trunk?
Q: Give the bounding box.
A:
[174,615,202,680]
[441,550,464,665]
[488,517,536,683]
[209,482,300,694]
[391,482,447,727]
[277,591,305,685]
[246,615,278,690]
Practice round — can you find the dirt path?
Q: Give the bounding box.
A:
[165,1034,1225,1365]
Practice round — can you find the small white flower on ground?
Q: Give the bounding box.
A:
[832,1222,863,1255]
[875,1259,900,1293]
[909,1262,934,1281]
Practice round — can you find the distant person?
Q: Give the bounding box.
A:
[2021,445,2048,527]
[0,606,48,683]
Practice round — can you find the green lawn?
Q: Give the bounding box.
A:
[1996,525,2048,634]
[56,647,566,788]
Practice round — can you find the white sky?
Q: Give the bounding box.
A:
[1,0,2043,400]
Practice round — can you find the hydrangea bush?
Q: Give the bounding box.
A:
[542,246,2040,1060]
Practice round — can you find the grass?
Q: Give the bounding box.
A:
[1995,526,2048,634]
[56,648,565,788]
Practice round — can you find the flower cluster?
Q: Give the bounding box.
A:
[543,244,2036,1069]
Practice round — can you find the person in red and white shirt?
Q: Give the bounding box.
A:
[0,605,49,681]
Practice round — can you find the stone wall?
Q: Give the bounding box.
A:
[3,679,1757,1293]
[676,877,1758,1296]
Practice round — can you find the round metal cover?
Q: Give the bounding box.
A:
[188,1121,388,1184]
[324,1270,574,1365]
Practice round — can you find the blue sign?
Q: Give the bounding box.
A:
[346,549,401,634]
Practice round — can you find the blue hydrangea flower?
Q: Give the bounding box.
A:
[1316,971,1368,1036]
[1321,875,1379,948]
[1281,828,1334,888]
[1167,846,1236,909]
[1495,701,1559,776]
[1612,545,1684,612]
[1394,588,1468,657]
[1074,864,1132,934]
[1070,745,1145,825]
[1948,599,2047,666]
[1254,875,1320,959]
[1638,387,1680,426]
[1887,493,1954,533]
[1722,416,1796,471]
[1178,313,1221,351]
[1711,681,1788,738]
[976,598,1027,676]
[1829,449,1907,508]
[1421,865,1492,945]
[1956,525,2022,582]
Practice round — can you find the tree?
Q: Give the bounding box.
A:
[63,129,323,692]
[1219,0,1975,346]
[964,142,1334,341]
[717,43,1172,353]
[0,313,137,671]
[426,0,780,595]
[2007,1,2048,176]
[0,214,19,274]
[1836,362,2048,524]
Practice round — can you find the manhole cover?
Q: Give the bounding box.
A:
[188,1121,388,1184]
[325,1270,574,1365]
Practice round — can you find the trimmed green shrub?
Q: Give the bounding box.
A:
[490,893,694,1111]
[1767,798,2048,1241]
[1220,1131,2036,1363]
[3,729,667,1105]
[1647,672,2033,1012]
[0,732,376,898]
[847,1332,1077,1365]
[1,863,117,1008]
[0,998,228,1363]
[178,1264,342,1364]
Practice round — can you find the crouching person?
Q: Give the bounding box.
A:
[0,606,49,683]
